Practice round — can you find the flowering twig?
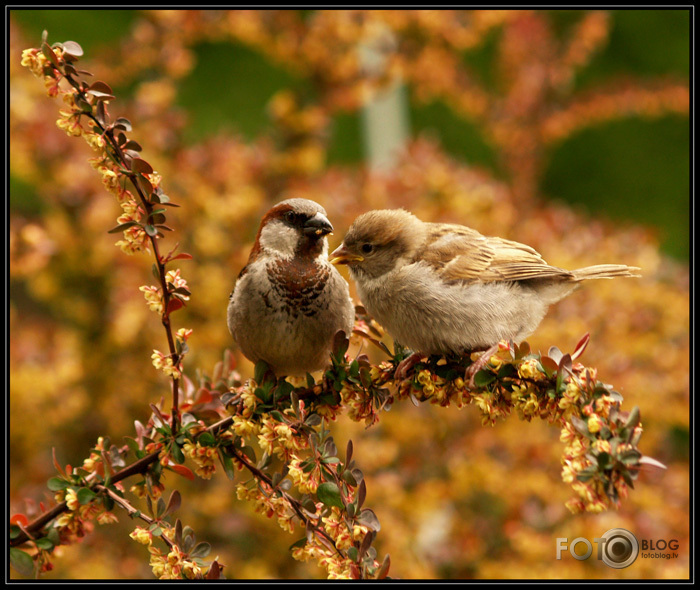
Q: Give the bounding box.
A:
[21,32,191,435]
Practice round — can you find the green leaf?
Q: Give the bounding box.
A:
[171,442,185,465]
[155,498,166,518]
[107,220,141,234]
[596,452,613,470]
[473,370,496,388]
[10,548,35,577]
[316,482,344,509]
[341,469,358,486]
[76,487,97,505]
[575,466,598,482]
[197,432,216,446]
[218,449,236,481]
[190,542,211,559]
[570,415,594,439]
[305,413,322,427]
[47,476,68,491]
[254,360,271,385]
[619,449,642,465]
[35,536,55,551]
[624,406,641,430]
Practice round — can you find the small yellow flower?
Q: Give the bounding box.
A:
[151,349,181,379]
[416,369,431,385]
[82,452,101,473]
[140,285,163,314]
[56,110,83,136]
[517,358,542,380]
[230,415,258,438]
[176,328,193,343]
[182,560,202,578]
[65,488,80,511]
[100,168,121,194]
[587,413,603,434]
[84,132,106,151]
[165,269,189,299]
[97,511,119,525]
[21,48,49,77]
[593,439,612,454]
[129,526,153,546]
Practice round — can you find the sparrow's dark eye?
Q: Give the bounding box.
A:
[361,243,374,254]
[284,211,302,225]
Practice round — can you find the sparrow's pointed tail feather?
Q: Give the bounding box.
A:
[572,265,641,281]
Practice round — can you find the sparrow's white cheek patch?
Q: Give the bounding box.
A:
[259,220,298,259]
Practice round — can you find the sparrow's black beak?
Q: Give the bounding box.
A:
[303,212,334,238]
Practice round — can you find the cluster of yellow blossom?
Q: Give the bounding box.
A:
[229,414,259,439]
[223,380,383,578]
[235,482,297,534]
[130,477,165,501]
[558,387,639,514]
[20,46,56,78]
[140,285,163,314]
[129,526,203,579]
[52,488,116,546]
[21,43,156,258]
[182,442,217,480]
[287,456,319,495]
[234,381,261,419]
[165,269,189,299]
[322,339,645,515]
[175,328,192,346]
[114,199,150,255]
[291,538,356,579]
[80,436,107,475]
[321,507,355,551]
[151,350,181,380]
[55,107,83,137]
[258,416,307,460]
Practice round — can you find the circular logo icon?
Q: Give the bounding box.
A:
[599,528,639,569]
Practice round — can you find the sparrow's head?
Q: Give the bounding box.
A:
[330,209,425,279]
[253,198,334,260]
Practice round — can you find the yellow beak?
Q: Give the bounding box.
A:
[329,244,364,265]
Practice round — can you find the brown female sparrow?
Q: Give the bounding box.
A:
[330,209,640,383]
[227,198,355,377]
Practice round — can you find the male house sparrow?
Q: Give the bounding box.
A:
[228,198,355,376]
[330,209,640,381]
